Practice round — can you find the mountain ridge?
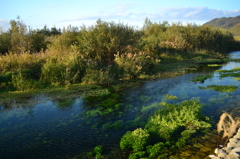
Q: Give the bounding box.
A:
[203,15,240,36]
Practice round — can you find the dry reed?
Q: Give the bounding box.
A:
[217,112,240,148]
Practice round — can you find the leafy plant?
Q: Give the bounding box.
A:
[120,128,149,152]
[199,85,238,92]
[191,75,213,83]
[165,94,179,100]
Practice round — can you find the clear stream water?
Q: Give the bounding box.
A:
[1,51,240,159]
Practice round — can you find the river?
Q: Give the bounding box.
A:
[1,51,240,159]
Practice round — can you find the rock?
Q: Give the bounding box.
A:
[227,142,237,148]
[209,154,216,158]
[218,151,227,158]
[222,147,232,154]
[229,138,239,143]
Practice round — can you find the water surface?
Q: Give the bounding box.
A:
[1,51,240,158]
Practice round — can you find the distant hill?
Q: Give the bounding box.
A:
[203,15,240,36]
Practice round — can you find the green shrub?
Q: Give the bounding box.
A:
[12,69,39,91]
[114,52,159,79]
[41,51,86,86]
[82,67,115,85]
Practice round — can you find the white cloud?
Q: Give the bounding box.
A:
[0,19,10,32]
[57,5,240,26]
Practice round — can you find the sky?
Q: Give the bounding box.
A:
[1,0,240,31]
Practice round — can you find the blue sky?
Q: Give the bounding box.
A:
[1,0,240,31]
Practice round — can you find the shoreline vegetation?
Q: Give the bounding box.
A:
[0,18,239,100]
[1,18,240,158]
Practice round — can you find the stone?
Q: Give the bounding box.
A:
[227,142,237,148]
[229,138,239,143]
[222,147,233,154]
[218,151,227,158]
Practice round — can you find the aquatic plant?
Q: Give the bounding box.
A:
[199,85,238,92]
[120,128,149,152]
[146,100,210,140]
[165,94,179,100]
[112,120,123,130]
[120,100,211,158]
[191,75,213,83]
[141,103,161,113]
[94,145,102,159]
[58,99,74,107]
[208,64,222,67]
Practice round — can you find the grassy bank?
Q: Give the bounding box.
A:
[0,18,239,101]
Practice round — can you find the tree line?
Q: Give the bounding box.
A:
[0,17,239,91]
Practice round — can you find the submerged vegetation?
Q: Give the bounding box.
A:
[120,100,211,158]
[199,85,238,92]
[191,75,213,83]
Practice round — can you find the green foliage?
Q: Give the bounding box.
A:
[82,66,115,85]
[0,18,238,92]
[145,100,210,140]
[141,103,162,114]
[41,50,87,86]
[120,128,149,152]
[102,120,124,130]
[112,120,124,130]
[121,100,211,158]
[0,33,11,54]
[165,94,179,100]
[216,66,240,78]
[199,85,238,92]
[191,75,213,83]
[114,52,160,79]
[129,151,146,159]
[94,145,102,155]
[12,69,39,91]
[77,19,138,65]
[87,145,102,159]
[58,99,74,107]
[175,129,196,148]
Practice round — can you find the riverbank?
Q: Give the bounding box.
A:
[0,57,230,102]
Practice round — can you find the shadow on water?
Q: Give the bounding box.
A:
[0,51,240,159]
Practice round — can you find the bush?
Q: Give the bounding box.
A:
[12,69,39,91]
[114,52,160,79]
[82,66,115,85]
[41,50,86,86]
